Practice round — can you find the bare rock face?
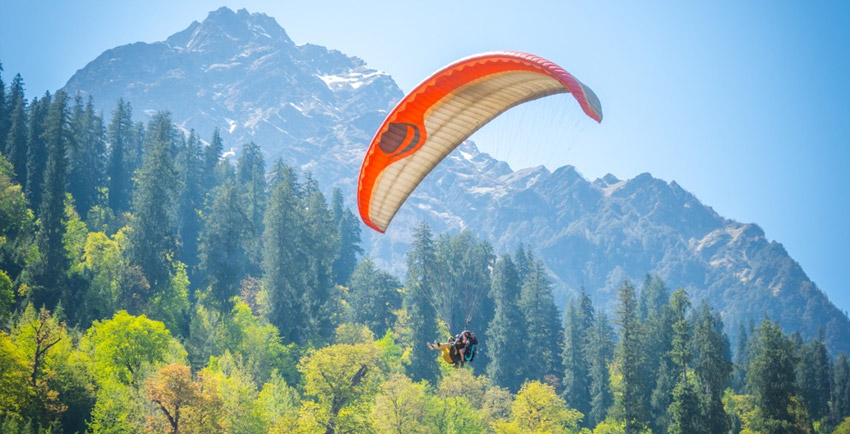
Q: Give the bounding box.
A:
[64,7,850,354]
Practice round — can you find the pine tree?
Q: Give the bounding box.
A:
[487,254,526,392]
[796,333,831,422]
[668,289,691,380]
[668,380,701,434]
[330,188,363,286]
[203,127,224,192]
[692,303,732,434]
[347,257,402,336]
[198,179,249,306]
[4,74,27,187]
[67,96,105,216]
[106,98,134,213]
[300,175,337,342]
[236,141,266,275]
[732,321,749,392]
[747,319,805,433]
[30,92,72,309]
[587,309,615,427]
[175,129,204,272]
[518,258,564,384]
[127,112,179,294]
[262,161,308,344]
[830,353,850,428]
[650,288,689,434]
[613,280,647,434]
[641,276,674,433]
[25,93,50,212]
[562,291,593,422]
[405,221,440,384]
[514,243,532,283]
[666,289,692,434]
[0,64,7,145]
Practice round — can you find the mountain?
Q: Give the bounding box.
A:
[62,7,850,354]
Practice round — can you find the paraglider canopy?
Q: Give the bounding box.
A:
[357,51,602,233]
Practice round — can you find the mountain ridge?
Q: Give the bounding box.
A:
[62,7,850,354]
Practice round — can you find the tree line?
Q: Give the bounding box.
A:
[1,63,850,434]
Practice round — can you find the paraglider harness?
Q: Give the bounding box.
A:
[449,330,477,364]
[459,331,477,363]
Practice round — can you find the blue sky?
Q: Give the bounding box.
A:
[2,1,849,313]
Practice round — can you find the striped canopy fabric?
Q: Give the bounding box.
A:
[357,51,603,233]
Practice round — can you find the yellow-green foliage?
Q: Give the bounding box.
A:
[496,381,584,434]
[63,196,88,274]
[0,270,13,321]
[834,416,850,434]
[0,153,33,240]
[203,351,264,433]
[335,322,375,345]
[299,340,384,433]
[372,373,430,434]
[81,310,183,386]
[0,331,33,417]
[82,231,122,315]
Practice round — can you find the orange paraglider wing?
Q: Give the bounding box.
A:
[357,51,602,233]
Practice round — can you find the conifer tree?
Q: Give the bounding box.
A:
[175,130,204,272]
[106,98,134,213]
[0,64,7,146]
[127,112,179,294]
[648,287,688,433]
[25,94,50,211]
[613,280,647,433]
[587,308,615,427]
[300,175,337,342]
[732,321,750,392]
[487,254,526,392]
[198,179,249,306]
[668,380,701,434]
[639,276,674,433]
[7,73,25,122]
[347,257,401,337]
[130,121,145,170]
[203,127,224,192]
[262,161,308,344]
[831,353,850,428]
[668,289,691,382]
[68,96,105,217]
[514,243,532,283]
[518,258,564,383]
[562,290,593,422]
[404,221,439,384]
[4,74,27,187]
[660,288,696,434]
[30,92,72,309]
[236,141,266,274]
[797,334,830,422]
[330,188,363,286]
[692,303,732,434]
[747,319,805,433]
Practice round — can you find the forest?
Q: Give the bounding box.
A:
[1,64,850,434]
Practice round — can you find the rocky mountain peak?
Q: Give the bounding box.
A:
[167,7,293,53]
